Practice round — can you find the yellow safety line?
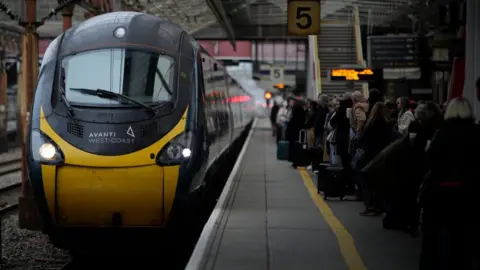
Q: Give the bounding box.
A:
[298,167,368,270]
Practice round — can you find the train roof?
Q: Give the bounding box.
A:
[59,12,189,56]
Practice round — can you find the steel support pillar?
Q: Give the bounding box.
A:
[62,3,75,30]
[0,51,6,153]
[463,0,480,120]
[18,0,41,230]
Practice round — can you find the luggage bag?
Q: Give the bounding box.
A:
[276,124,289,161]
[321,164,345,200]
[310,146,324,172]
[290,129,310,166]
[317,163,330,193]
[277,140,290,160]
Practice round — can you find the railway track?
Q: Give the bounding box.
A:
[0,158,22,215]
[0,158,21,176]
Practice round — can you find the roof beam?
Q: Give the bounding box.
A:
[192,23,307,40]
[206,0,237,48]
[376,0,457,26]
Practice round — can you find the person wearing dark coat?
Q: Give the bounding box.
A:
[357,102,394,215]
[314,94,329,147]
[286,100,307,168]
[329,92,353,182]
[367,89,383,116]
[270,101,280,137]
[305,100,318,149]
[419,97,480,270]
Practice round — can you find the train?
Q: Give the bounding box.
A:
[25,11,255,250]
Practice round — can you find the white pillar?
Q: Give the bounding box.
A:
[463,0,480,120]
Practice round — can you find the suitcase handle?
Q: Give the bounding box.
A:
[298,129,307,143]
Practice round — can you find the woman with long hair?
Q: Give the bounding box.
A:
[419,97,480,270]
[358,102,394,215]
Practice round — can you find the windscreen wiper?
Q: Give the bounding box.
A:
[69,88,156,115]
[59,71,74,117]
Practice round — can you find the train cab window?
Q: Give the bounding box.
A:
[62,48,175,106]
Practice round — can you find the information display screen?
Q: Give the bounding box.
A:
[367,35,421,68]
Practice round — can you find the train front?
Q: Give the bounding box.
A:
[26,13,195,244]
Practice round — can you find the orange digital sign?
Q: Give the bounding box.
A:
[273,83,285,89]
[330,68,377,81]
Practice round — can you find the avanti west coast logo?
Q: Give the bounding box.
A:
[88,126,135,144]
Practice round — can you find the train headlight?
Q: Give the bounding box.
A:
[39,143,56,160]
[30,129,65,165]
[156,132,193,166]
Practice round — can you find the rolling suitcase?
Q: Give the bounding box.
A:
[323,164,345,200]
[291,129,310,166]
[277,140,290,160]
[310,146,324,171]
[317,163,330,193]
[277,125,289,161]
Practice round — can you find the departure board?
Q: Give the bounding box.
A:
[367,35,421,68]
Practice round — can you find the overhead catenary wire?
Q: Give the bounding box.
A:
[0,0,82,26]
[39,0,82,26]
[0,0,21,22]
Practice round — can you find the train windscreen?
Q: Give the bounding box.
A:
[62,48,176,107]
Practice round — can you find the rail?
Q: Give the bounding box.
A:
[352,5,369,97]
[310,35,322,97]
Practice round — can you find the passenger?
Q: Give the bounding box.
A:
[324,98,338,163]
[329,92,353,183]
[270,101,280,137]
[286,98,306,168]
[357,102,394,215]
[275,101,289,143]
[419,97,480,270]
[305,100,318,149]
[396,97,415,135]
[385,99,398,123]
[350,91,369,136]
[314,94,329,148]
[386,103,442,233]
[367,89,383,113]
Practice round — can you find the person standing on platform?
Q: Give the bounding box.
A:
[286,98,306,169]
[419,97,480,270]
[314,94,329,148]
[367,89,383,116]
[396,97,415,135]
[275,101,289,144]
[305,100,318,149]
[270,100,280,137]
[350,91,369,137]
[329,92,353,179]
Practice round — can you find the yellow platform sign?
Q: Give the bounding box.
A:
[330,68,375,81]
[287,0,321,36]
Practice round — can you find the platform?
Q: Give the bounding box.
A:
[187,118,421,270]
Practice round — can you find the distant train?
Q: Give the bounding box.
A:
[25,11,255,250]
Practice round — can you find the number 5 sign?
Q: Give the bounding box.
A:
[287,0,321,36]
[270,66,284,84]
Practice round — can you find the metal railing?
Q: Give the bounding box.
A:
[352,5,368,97]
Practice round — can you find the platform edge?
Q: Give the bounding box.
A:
[185,118,258,270]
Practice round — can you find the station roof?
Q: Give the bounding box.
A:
[0,0,453,50]
[189,0,453,41]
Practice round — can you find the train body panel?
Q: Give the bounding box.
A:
[25,11,254,242]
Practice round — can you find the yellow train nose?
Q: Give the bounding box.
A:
[41,164,179,227]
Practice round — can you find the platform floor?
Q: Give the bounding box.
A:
[190,118,421,270]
